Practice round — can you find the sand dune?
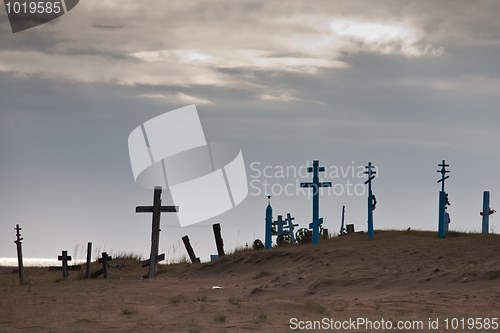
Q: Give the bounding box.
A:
[1,230,499,332]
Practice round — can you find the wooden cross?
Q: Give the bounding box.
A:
[99,252,112,279]
[48,250,81,280]
[136,186,178,278]
[300,160,332,244]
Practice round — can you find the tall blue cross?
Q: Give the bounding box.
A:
[300,160,332,244]
[437,160,450,238]
[364,162,376,239]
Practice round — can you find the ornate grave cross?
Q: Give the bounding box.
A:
[14,224,25,284]
[364,162,377,239]
[49,250,81,280]
[300,160,332,244]
[285,213,299,243]
[437,160,450,238]
[136,186,178,278]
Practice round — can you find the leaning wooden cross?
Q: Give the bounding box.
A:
[48,250,81,280]
[90,252,113,279]
[136,186,178,278]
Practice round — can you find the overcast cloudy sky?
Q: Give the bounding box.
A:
[1,1,500,262]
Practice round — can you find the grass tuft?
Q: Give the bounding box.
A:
[213,314,226,322]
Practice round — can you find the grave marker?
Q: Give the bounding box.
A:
[274,215,286,237]
[91,252,113,279]
[300,160,332,244]
[48,250,81,280]
[285,213,298,243]
[14,224,25,284]
[437,160,450,238]
[136,186,178,278]
[364,162,377,239]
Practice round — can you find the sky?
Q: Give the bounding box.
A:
[1,0,500,263]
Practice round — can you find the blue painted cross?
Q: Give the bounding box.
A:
[364,162,376,239]
[285,213,299,243]
[437,160,450,238]
[300,160,332,245]
[274,215,286,237]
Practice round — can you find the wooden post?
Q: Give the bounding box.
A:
[136,186,178,278]
[86,242,92,279]
[14,224,25,284]
[182,235,200,263]
[339,205,345,235]
[213,223,225,257]
[322,228,328,239]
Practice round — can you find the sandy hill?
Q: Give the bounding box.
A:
[1,230,500,332]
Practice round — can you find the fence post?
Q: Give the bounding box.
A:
[86,242,92,279]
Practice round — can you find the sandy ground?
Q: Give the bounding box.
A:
[1,230,500,333]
